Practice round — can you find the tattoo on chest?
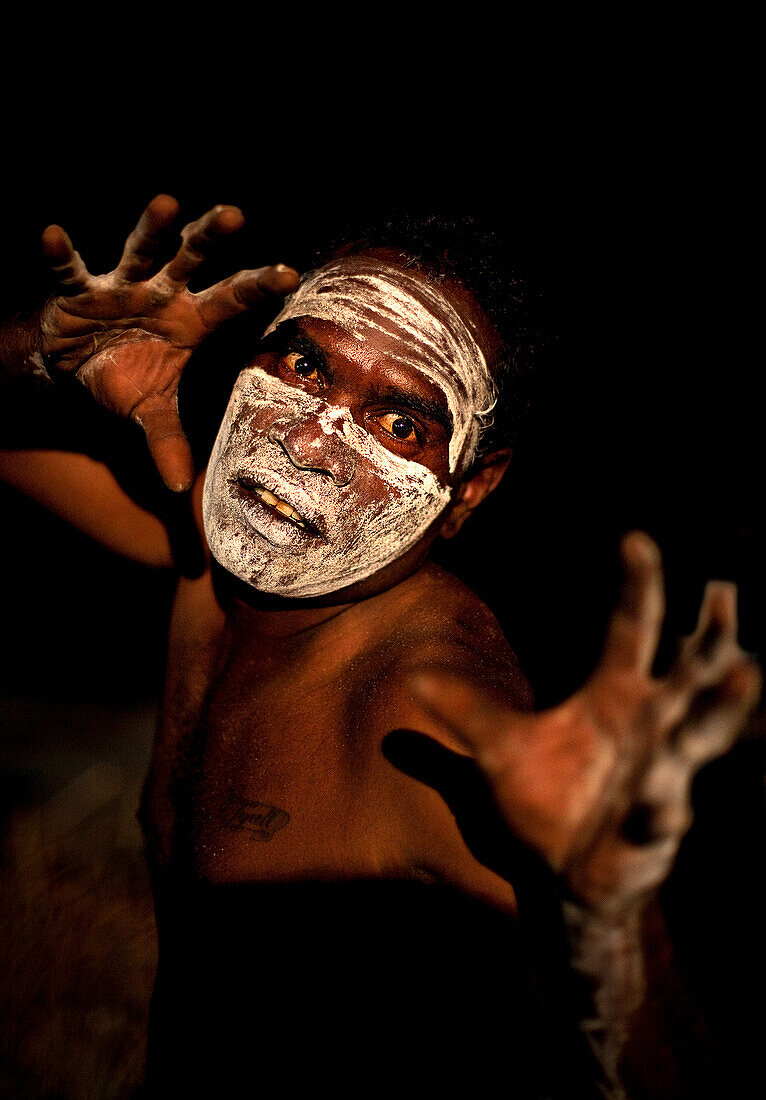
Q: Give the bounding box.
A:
[223,791,290,841]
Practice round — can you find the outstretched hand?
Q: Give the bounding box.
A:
[411,533,761,917]
[39,195,299,491]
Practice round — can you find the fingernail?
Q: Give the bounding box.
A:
[624,531,660,567]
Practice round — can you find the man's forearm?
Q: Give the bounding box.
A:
[561,900,646,1100]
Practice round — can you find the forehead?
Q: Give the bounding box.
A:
[281,315,453,413]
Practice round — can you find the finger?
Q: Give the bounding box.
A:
[628,750,695,842]
[409,669,526,771]
[115,194,181,282]
[41,224,93,295]
[159,204,245,288]
[667,581,741,693]
[675,660,761,765]
[598,531,665,676]
[195,265,300,329]
[132,397,195,493]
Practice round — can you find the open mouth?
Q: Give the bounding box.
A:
[233,476,321,535]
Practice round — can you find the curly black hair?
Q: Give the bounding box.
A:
[312,211,550,459]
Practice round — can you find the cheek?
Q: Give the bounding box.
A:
[425,445,456,487]
[224,402,276,455]
[344,449,450,531]
[344,458,397,511]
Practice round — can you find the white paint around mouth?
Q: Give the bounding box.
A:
[203,367,453,598]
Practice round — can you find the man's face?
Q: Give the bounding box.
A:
[202,255,496,600]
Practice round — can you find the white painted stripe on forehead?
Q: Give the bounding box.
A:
[264,256,497,472]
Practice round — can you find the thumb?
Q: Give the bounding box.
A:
[409,669,526,771]
[133,396,195,492]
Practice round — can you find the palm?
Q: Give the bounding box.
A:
[413,533,760,915]
[39,195,298,490]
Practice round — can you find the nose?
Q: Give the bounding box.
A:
[267,412,357,487]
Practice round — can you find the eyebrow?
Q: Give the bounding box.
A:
[368,384,453,433]
[259,320,453,434]
[258,321,329,373]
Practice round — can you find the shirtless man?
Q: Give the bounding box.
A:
[0,196,759,1098]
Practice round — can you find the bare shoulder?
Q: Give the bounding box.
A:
[367,561,532,718]
[349,562,527,908]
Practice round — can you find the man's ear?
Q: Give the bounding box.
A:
[440,449,512,539]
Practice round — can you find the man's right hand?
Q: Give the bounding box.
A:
[39,195,299,491]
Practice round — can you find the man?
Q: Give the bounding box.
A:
[0,196,759,1097]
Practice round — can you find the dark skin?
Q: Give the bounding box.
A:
[0,197,760,1091]
[36,196,300,492]
[138,245,526,902]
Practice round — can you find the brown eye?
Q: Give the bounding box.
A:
[284,351,319,381]
[379,412,418,442]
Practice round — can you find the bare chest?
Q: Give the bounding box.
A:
[145,619,408,885]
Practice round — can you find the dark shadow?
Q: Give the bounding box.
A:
[382,727,557,893]
[145,875,547,1098]
[381,727,613,1097]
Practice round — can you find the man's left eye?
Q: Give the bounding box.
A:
[378,412,418,442]
[284,351,320,381]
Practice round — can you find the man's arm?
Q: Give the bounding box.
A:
[0,449,179,566]
[409,533,760,1097]
[0,195,299,563]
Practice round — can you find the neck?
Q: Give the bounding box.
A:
[213,556,433,640]
[212,561,360,638]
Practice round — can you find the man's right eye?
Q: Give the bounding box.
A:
[284,351,320,381]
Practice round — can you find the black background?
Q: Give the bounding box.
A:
[1,111,762,701]
[1,62,763,1094]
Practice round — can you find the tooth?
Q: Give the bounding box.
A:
[251,483,308,527]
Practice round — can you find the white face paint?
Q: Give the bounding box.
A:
[265,257,497,473]
[202,257,495,599]
[203,367,452,598]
